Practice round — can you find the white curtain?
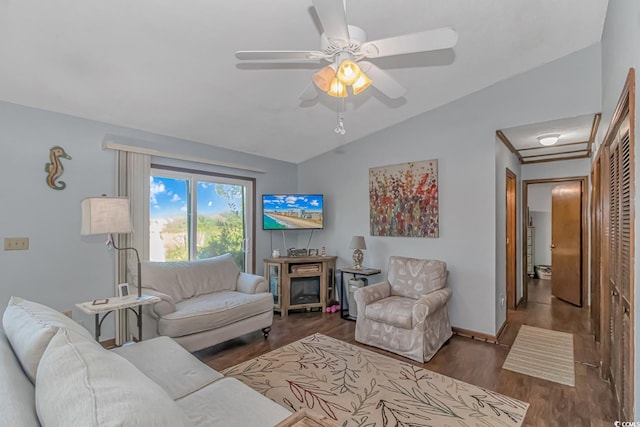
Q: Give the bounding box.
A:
[115,150,150,344]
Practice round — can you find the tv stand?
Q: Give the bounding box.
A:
[264,256,337,317]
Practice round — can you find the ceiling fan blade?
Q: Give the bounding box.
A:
[359,61,406,99]
[361,27,458,58]
[235,50,326,61]
[312,0,350,42]
[299,81,319,101]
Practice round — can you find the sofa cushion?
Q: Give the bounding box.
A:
[142,253,241,303]
[2,296,96,383]
[176,377,291,427]
[159,291,273,338]
[112,336,223,400]
[364,296,415,329]
[36,328,189,427]
[0,331,40,427]
[388,257,447,299]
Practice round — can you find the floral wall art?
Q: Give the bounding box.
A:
[369,159,439,238]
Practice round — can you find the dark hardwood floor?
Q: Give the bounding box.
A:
[195,278,617,426]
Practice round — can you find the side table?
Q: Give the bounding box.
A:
[76,295,160,342]
[339,267,381,321]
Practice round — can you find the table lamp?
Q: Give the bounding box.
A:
[81,196,142,298]
[349,236,366,270]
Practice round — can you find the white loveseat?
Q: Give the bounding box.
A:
[1,297,291,426]
[140,253,274,351]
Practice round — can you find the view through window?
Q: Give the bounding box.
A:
[149,168,253,271]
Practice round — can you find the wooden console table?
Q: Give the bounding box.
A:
[264,256,337,317]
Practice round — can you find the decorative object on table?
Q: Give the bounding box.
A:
[369,159,439,237]
[349,235,366,269]
[272,249,280,258]
[80,196,142,298]
[44,146,71,190]
[287,248,308,257]
[321,246,326,256]
[117,283,130,298]
[224,333,529,426]
[308,248,319,256]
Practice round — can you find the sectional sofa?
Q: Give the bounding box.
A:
[1,297,291,426]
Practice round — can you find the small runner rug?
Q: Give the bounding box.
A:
[503,325,575,387]
[223,333,529,426]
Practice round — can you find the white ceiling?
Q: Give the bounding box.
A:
[499,113,600,164]
[0,0,609,163]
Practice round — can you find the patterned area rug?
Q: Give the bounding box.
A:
[502,325,575,387]
[223,333,529,426]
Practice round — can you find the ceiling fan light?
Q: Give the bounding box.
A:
[336,60,362,86]
[537,134,560,146]
[352,72,372,95]
[327,78,347,97]
[312,66,336,92]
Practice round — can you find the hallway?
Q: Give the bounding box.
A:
[501,278,616,425]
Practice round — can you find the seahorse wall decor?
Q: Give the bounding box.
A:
[45,146,71,190]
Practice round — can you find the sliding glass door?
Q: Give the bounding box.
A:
[149,168,254,272]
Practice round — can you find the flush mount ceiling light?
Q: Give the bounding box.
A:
[537,134,560,146]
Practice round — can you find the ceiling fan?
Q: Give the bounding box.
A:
[235,0,458,101]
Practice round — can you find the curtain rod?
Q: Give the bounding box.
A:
[102,141,267,174]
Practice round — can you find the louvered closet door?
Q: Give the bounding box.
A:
[606,115,633,421]
[619,126,632,421]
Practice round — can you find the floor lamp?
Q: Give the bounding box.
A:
[80,196,142,298]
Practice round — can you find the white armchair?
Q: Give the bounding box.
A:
[354,256,452,363]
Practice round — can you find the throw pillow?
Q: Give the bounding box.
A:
[2,296,96,383]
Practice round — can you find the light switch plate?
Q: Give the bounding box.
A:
[4,237,29,251]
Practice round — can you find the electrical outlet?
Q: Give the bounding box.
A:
[62,310,72,319]
[4,237,29,251]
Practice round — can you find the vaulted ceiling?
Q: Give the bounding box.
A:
[0,1,609,163]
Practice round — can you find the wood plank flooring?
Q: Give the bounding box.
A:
[195,278,617,426]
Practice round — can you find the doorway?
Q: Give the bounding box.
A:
[506,169,517,309]
[521,177,588,306]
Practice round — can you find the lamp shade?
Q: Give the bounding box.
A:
[327,77,347,97]
[81,197,133,235]
[336,60,362,86]
[349,235,367,250]
[351,71,372,95]
[312,65,336,92]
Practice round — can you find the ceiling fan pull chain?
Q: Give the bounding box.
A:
[334,98,346,135]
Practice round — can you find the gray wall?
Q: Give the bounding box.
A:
[600,0,640,416]
[299,44,601,336]
[0,101,297,338]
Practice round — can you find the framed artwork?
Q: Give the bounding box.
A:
[369,159,439,238]
[118,283,130,298]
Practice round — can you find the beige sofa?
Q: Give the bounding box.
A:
[354,256,452,363]
[1,296,291,426]
[140,253,274,351]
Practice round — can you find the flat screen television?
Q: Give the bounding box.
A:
[262,194,324,230]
